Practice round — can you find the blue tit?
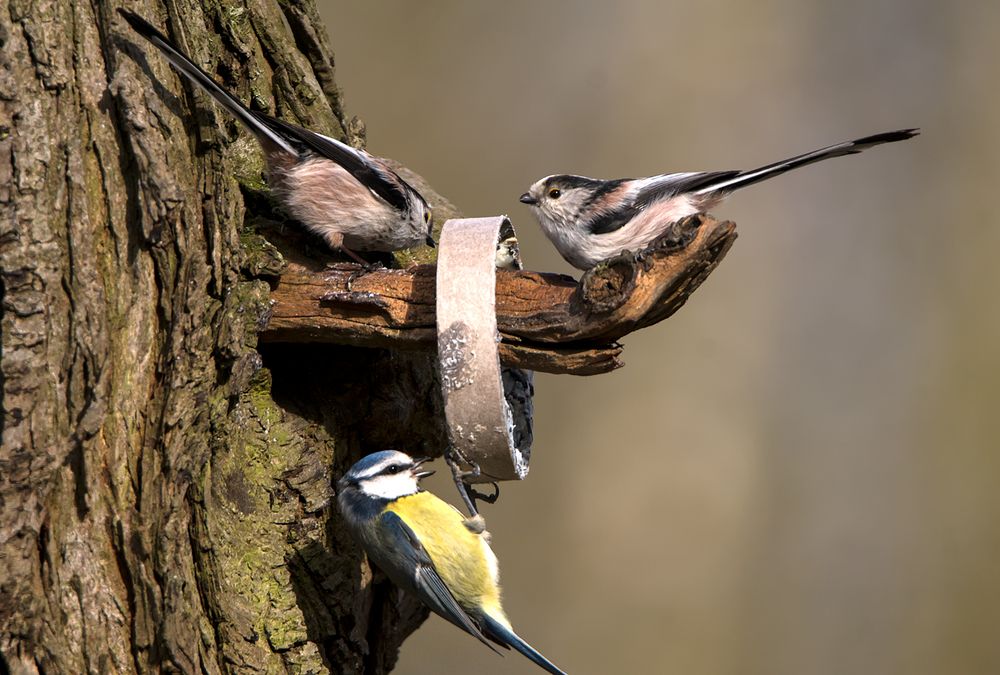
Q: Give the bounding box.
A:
[338,450,567,674]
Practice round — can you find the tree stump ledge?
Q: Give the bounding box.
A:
[258,214,737,375]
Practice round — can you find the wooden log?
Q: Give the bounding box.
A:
[258,214,737,375]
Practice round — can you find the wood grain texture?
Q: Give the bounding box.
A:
[261,214,737,375]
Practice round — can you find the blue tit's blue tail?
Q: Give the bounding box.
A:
[480,614,567,675]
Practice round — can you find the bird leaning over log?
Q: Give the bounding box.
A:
[119,9,435,264]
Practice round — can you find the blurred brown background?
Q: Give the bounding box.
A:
[318,2,999,673]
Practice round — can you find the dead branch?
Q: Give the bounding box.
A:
[258,214,737,375]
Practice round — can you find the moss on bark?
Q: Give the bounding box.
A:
[0,1,446,671]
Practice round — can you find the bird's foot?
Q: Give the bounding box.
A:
[445,447,500,517]
[344,259,386,291]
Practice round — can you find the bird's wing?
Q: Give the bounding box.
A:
[251,112,412,211]
[118,10,423,213]
[634,171,741,204]
[585,171,739,235]
[379,511,500,652]
[586,204,640,235]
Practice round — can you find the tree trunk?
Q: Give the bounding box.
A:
[0,2,442,672]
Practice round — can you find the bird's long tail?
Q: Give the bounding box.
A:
[694,128,919,195]
[480,614,567,675]
[117,9,298,157]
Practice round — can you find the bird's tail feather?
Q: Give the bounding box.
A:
[117,9,297,157]
[695,128,919,195]
[480,614,567,675]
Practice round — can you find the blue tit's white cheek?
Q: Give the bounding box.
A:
[359,473,420,500]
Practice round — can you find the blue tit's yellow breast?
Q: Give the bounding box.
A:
[386,492,505,618]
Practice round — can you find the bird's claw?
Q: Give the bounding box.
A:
[345,260,385,291]
[470,482,500,505]
[444,447,500,517]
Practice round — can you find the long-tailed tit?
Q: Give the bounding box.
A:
[119,10,434,261]
[519,129,918,270]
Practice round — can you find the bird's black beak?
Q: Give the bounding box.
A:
[425,234,436,247]
[411,457,435,480]
[519,192,538,205]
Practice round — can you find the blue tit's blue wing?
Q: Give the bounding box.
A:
[252,112,412,212]
[379,511,501,653]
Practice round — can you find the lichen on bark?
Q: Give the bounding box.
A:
[0,1,447,672]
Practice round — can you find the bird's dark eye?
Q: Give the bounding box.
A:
[385,464,401,474]
[548,188,561,199]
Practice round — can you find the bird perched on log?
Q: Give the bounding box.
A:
[520,129,919,270]
[118,10,434,262]
[337,450,567,675]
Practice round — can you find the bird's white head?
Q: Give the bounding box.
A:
[520,174,634,268]
[519,175,609,233]
[405,190,435,247]
[338,450,435,501]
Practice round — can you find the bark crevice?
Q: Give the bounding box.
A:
[1,2,434,672]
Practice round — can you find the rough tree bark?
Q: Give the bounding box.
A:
[0,2,446,672]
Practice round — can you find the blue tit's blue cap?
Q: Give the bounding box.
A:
[347,450,402,476]
[341,450,423,486]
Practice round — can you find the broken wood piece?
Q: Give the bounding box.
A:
[259,214,737,375]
